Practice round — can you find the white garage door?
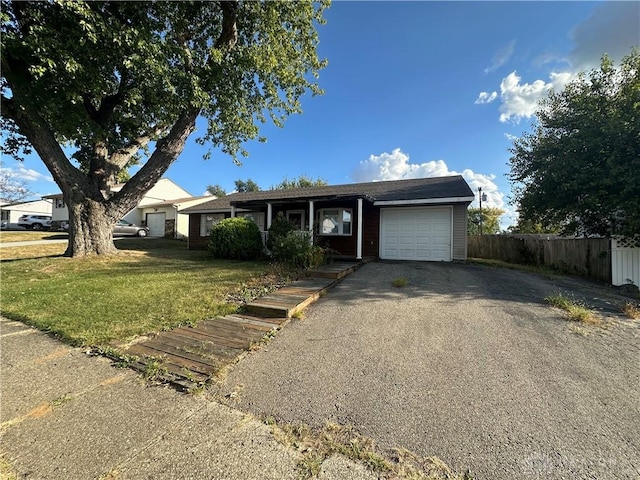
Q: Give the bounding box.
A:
[146,212,166,237]
[380,207,452,261]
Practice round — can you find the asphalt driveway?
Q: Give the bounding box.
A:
[216,261,640,479]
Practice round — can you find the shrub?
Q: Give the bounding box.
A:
[208,217,264,260]
[267,214,325,269]
[266,212,295,252]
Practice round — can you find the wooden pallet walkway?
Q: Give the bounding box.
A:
[123,262,364,389]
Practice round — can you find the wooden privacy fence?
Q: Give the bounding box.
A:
[468,235,611,283]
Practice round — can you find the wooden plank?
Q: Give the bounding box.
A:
[149,332,240,360]
[127,341,222,373]
[160,363,209,383]
[221,315,283,329]
[183,323,265,345]
[257,293,310,304]
[156,331,242,359]
[170,327,253,349]
[231,314,284,326]
[207,316,274,332]
[195,322,265,342]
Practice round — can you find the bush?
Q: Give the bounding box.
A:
[266,212,295,252]
[208,217,264,260]
[267,213,325,268]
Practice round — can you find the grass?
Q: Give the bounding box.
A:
[622,302,640,319]
[0,230,68,243]
[271,421,473,479]
[0,454,17,480]
[544,293,601,325]
[392,277,408,288]
[0,238,270,346]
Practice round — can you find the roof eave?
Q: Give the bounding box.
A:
[374,196,475,206]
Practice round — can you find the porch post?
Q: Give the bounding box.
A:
[230,205,236,218]
[308,200,314,244]
[267,203,273,229]
[357,197,363,260]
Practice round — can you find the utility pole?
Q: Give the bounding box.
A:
[478,187,483,236]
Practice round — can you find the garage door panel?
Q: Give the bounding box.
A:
[147,212,166,237]
[380,207,451,261]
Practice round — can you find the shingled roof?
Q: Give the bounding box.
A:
[182,175,473,213]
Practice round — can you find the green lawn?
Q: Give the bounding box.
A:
[0,238,269,346]
[0,230,68,243]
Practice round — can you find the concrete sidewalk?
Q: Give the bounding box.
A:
[0,318,375,479]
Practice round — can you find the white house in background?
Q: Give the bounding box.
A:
[43,178,211,238]
[0,199,52,225]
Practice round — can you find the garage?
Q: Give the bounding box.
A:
[379,207,452,261]
[146,212,166,237]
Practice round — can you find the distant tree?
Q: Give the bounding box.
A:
[468,207,504,235]
[234,178,261,192]
[206,184,226,197]
[272,175,328,190]
[0,170,33,203]
[507,216,562,235]
[1,1,326,256]
[509,50,640,237]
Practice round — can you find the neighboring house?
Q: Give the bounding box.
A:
[43,178,209,238]
[0,199,52,225]
[183,175,475,262]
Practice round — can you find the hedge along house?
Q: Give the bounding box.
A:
[183,175,475,262]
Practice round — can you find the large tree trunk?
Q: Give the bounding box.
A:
[65,197,119,257]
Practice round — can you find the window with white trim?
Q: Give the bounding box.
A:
[318,208,352,235]
[200,213,225,236]
[54,198,65,208]
[240,212,265,231]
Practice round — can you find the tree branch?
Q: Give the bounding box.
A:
[82,69,129,128]
[215,1,238,49]
[1,97,85,190]
[110,107,199,214]
[110,128,164,168]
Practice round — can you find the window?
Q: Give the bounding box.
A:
[318,208,352,235]
[200,213,225,236]
[286,210,305,230]
[54,198,65,209]
[240,212,265,231]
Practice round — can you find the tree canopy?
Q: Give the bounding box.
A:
[234,178,261,192]
[467,207,504,236]
[272,175,328,190]
[1,0,327,256]
[205,184,227,197]
[509,50,640,237]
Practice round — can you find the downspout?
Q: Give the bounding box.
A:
[357,198,363,260]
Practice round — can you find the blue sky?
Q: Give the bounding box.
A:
[3,1,639,228]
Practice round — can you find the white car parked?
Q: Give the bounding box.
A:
[17,214,52,230]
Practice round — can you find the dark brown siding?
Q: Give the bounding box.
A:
[188,213,208,249]
[314,200,358,258]
[362,203,380,258]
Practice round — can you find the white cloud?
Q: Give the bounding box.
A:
[475,91,498,104]
[479,2,638,124]
[0,165,53,183]
[484,39,517,74]
[352,148,510,219]
[497,71,573,123]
